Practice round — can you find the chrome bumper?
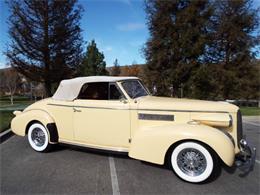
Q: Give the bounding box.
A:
[235,139,256,173]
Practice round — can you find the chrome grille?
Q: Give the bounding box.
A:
[237,110,243,147]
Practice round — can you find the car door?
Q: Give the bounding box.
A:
[73,82,131,149]
[47,99,74,141]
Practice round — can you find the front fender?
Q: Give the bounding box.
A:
[129,124,235,166]
[11,109,55,138]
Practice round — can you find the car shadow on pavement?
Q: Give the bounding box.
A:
[222,164,252,178]
[50,143,67,152]
[141,160,170,170]
[222,162,239,176]
[57,143,129,159]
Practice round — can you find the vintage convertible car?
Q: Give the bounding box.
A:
[11,76,255,183]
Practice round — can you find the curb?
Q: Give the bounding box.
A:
[0,129,14,143]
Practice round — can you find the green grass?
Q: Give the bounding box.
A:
[0,96,32,106]
[0,111,14,133]
[0,102,33,110]
[0,96,33,132]
[0,95,31,101]
[240,107,260,116]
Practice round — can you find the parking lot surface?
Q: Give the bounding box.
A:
[1,119,260,195]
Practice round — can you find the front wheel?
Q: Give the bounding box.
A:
[28,123,52,152]
[171,142,218,183]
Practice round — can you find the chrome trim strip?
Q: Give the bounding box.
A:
[138,113,174,121]
[47,103,228,113]
[218,129,235,146]
[48,103,127,110]
[139,109,228,113]
[48,103,74,107]
[59,140,129,153]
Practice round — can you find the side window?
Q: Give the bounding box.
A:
[109,84,123,100]
[77,82,108,100]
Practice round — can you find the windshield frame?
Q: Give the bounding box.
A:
[119,79,150,99]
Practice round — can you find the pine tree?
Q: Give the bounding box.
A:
[144,0,212,96]
[6,0,83,96]
[188,65,216,99]
[207,0,259,99]
[111,59,121,76]
[80,40,108,76]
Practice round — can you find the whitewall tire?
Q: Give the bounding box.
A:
[28,123,51,152]
[171,142,215,183]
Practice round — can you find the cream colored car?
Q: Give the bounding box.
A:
[11,76,255,183]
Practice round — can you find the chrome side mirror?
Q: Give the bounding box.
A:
[152,85,157,95]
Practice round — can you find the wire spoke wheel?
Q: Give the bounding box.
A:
[171,142,215,183]
[31,127,46,147]
[177,148,207,177]
[28,123,51,152]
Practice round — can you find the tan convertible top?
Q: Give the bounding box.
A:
[52,76,138,101]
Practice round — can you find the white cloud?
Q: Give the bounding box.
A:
[116,22,145,31]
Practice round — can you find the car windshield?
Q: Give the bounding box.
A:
[121,80,149,99]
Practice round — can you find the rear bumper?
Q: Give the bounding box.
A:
[235,139,256,173]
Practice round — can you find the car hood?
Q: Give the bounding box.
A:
[137,96,238,113]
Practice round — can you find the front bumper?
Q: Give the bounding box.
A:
[235,139,256,173]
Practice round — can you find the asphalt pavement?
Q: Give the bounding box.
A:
[1,118,259,195]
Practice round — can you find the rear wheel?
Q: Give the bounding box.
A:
[28,123,52,152]
[171,142,218,183]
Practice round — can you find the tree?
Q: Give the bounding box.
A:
[188,65,216,99]
[80,40,108,76]
[33,83,45,100]
[206,0,259,99]
[0,68,21,105]
[111,59,121,76]
[144,0,212,96]
[121,65,141,77]
[6,0,83,96]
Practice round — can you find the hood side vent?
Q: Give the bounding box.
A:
[138,113,174,121]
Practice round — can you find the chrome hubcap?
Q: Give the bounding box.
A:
[177,148,207,176]
[31,128,46,147]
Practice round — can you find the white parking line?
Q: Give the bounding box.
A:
[243,121,260,127]
[109,157,120,195]
[256,160,260,164]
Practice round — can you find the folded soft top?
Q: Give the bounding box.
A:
[52,76,138,101]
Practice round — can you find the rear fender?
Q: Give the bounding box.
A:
[129,124,235,166]
[11,109,57,143]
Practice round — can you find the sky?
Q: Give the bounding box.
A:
[0,0,259,69]
[0,0,149,68]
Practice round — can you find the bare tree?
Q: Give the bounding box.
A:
[34,83,46,100]
[0,68,21,105]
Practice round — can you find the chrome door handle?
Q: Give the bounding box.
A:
[73,107,81,112]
